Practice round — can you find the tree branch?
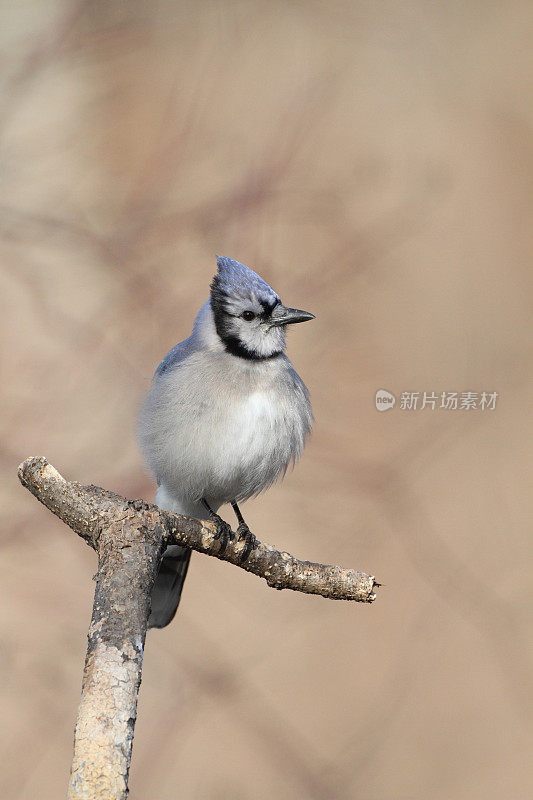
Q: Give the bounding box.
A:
[18,456,378,799]
[19,456,378,602]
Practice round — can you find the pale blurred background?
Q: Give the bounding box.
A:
[1,2,532,798]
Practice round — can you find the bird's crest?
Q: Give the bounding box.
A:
[211,256,279,308]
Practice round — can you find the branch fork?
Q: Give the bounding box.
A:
[18,456,378,800]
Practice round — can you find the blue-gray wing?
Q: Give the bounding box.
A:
[285,358,313,431]
[154,336,195,378]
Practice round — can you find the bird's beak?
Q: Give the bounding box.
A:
[270,305,315,327]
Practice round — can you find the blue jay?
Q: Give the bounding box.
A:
[138,256,314,628]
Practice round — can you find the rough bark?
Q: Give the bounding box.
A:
[18,456,378,799]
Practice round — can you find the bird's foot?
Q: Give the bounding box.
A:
[237,522,256,562]
[209,513,234,556]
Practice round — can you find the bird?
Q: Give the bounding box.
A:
[138,255,314,628]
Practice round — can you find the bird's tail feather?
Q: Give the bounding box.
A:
[148,487,214,629]
[148,544,192,629]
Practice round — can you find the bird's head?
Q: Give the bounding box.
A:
[210,256,314,360]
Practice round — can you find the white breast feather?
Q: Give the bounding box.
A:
[138,351,311,507]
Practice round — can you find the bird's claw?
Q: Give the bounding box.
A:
[237,522,256,562]
[210,513,234,555]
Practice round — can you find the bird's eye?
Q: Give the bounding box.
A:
[242,311,255,321]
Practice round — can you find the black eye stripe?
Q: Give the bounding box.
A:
[218,300,278,321]
[259,297,280,316]
[224,311,252,319]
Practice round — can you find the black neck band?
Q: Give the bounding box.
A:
[222,335,282,361]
